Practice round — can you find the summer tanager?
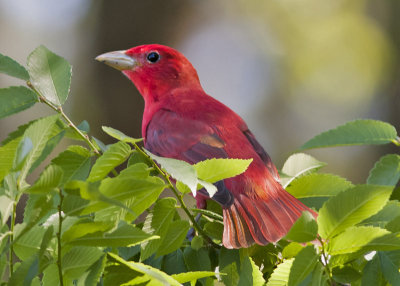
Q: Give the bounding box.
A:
[96,44,316,249]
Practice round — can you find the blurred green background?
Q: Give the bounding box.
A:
[0,0,399,183]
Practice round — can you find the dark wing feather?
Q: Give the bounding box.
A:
[243,129,279,180]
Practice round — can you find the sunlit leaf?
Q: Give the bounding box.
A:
[301,120,398,150]
[318,184,393,239]
[266,258,294,286]
[0,53,29,80]
[194,158,253,183]
[62,219,114,243]
[102,126,142,143]
[27,45,71,106]
[107,252,181,286]
[360,200,400,228]
[281,153,326,187]
[328,226,400,255]
[0,86,37,119]
[286,173,353,209]
[172,271,217,284]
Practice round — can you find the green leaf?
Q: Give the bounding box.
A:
[285,211,318,243]
[27,45,71,106]
[286,173,353,209]
[62,219,114,243]
[332,266,361,284]
[300,119,398,150]
[360,200,400,228]
[13,225,47,260]
[51,145,92,184]
[183,247,211,272]
[0,137,21,183]
[8,254,39,286]
[62,246,103,279]
[42,263,59,286]
[18,114,62,183]
[288,245,319,286]
[162,249,188,275]
[88,141,132,182]
[204,221,223,241]
[157,220,190,256]
[107,252,181,286]
[141,198,176,261]
[13,137,33,171]
[0,86,37,119]
[267,258,294,286]
[68,223,158,247]
[146,149,198,195]
[84,254,107,286]
[378,251,400,285]
[17,194,54,244]
[328,226,400,255]
[281,153,326,188]
[194,158,253,183]
[118,163,150,180]
[367,154,400,186]
[282,242,303,259]
[361,256,384,286]
[102,126,142,143]
[80,176,166,220]
[27,164,63,193]
[0,53,29,80]
[311,264,329,286]
[0,195,13,225]
[172,271,217,284]
[238,256,265,286]
[317,184,393,239]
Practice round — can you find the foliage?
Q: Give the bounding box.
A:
[0,46,399,285]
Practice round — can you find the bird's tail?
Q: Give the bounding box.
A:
[222,185,317,249]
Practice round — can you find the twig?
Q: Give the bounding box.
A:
[9,199,17,276]
[131,143,220,248]
[57,189,64,286]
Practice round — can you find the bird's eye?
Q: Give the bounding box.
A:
[147,52,160,63]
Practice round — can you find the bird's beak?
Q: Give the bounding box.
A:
[95,50,136,71]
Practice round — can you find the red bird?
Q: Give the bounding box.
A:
[96,45,316,249]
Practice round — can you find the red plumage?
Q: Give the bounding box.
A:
[97,44,317,249]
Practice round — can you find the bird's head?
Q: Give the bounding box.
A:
[96,44,201,103]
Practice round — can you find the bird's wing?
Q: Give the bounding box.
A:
[145,108,234,207]
[144,108,227,162]
[243,129,279,181]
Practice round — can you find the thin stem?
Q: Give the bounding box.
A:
[317,236,334,285]
[392,137,400,147]
[9,200,17,275]
[27,81,100,156]
[132,143,220,248]
[57,189,64,286]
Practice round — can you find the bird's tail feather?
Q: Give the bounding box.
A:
[222,187,317,249]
